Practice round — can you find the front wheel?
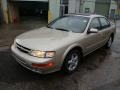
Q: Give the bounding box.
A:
[61,49,81,74]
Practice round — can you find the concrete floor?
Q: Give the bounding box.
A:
[0,20,47,46]
[0,21,120,90]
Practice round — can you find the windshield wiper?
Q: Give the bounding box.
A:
[47,26,54,29]
[47,26,69,32]
[55,28,69,32]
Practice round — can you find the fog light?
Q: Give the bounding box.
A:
[32,62,54,68]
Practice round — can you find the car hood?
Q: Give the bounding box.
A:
[15,27,83,51]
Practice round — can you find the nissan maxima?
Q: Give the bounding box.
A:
[11,14,116,74]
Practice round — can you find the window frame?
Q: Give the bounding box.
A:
[89,17,101,30]
[98,17,111,30]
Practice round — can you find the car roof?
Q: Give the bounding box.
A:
[64,13,104,18]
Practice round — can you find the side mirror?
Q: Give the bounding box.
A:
[88,28,99,33]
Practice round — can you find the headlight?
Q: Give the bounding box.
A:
[30,50,45,58]
[30,50,55,58]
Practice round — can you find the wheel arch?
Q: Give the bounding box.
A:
[62,44,83,62]
[111,33,114,38]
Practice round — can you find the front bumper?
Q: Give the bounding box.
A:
[11,45,59,74]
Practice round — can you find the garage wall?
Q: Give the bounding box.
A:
[83,0,96,13]
[12,0,48,1]
[48,0,60,22]
[109,0,117,18]
[68,0,76,14]
[0,0,2,23]
[68,0,96,14]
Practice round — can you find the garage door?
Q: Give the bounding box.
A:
[95,0,110,17]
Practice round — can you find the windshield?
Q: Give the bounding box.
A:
[47,16,90,33]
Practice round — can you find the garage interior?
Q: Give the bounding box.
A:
[9,1,48,24]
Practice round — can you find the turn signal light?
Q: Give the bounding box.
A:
[32,62,54,68]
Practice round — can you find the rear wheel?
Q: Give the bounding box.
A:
[105,35,114,48]
[62,49,81,74]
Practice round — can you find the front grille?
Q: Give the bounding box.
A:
[16,43,31,54]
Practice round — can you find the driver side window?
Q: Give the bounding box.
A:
[89,18,101,30]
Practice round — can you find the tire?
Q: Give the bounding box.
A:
[61,49,82,74]
[105,35,114,49]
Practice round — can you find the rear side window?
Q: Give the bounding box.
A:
[89,18,101,30]
[99,17,110,29]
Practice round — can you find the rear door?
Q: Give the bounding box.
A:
[98,17,112,45]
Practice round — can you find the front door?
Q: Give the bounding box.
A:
[83,17,103,55]
[98,17,112,45]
